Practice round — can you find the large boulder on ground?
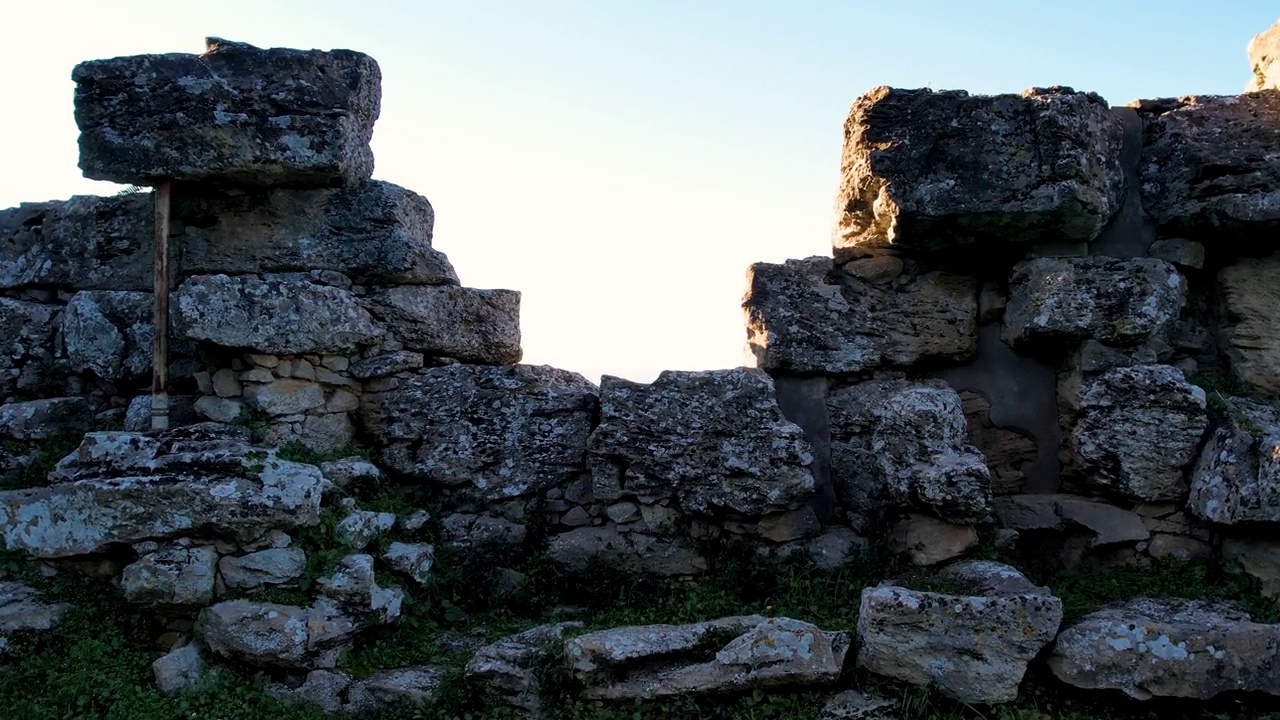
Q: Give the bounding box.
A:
[1135,93,1280,240]
[1066,365,1207,501]
[833,86,1124,258]
[0,427,324,558]
[1248,19,1280,91]
[1048,597,1280,700]
[63,290,152,383]
[174,273,383,354]
[566,616,849,701]
[365,286,521,365]
[1002,257,1185,352]
[360,365,596,500]
[856,560,1063,704]
[73,37,380,187]
[1218,254,1280,398]
[180,181,456,286]
[0,195,154,291]
[1189,397,1280,524]
[828,379,992,529]
[465,622,584,716]
[743,257,976,375]
[589,369,815,515]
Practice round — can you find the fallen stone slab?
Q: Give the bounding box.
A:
[73,37,381,187]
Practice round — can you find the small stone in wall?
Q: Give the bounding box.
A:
[959,391,1037,496]
[319,457,384,492]
[219,548,307,590]
[335,510,397,550]
[349,350,424,380]
[1148,238,1205,270]
[193,397,245,424]
[888,514,977,566]
[345,666,448,716]
[121,544,219,606]
[548,525,707,577]
[383,542,434,585]
[153,645,211,697]
[440,513,527,551]
[202,599,360,669]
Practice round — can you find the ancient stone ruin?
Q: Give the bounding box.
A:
[4,20,1280,719]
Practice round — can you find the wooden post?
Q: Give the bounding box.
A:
[151,181,171,431]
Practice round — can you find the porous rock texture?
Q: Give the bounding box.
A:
[465,622,584,716]
[1188,397,1280,525]
[1049,597,1280,700]
[833,86,1124,258]
[365,285,522,365]
[856,560,1063,704]
[0,194,155,291]
[63,290,152,383]
[73,37,381,187]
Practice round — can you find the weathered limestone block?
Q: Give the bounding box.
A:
[0,195,154,291]
[743,257,977,375]
[1136,94,1280,239]
[265,670,352,715]
[335,509,396,550]
[589,369,814,515]
[1049,597,1280,700]
[180,181,456,286]
[121,544,219,605]
[0,298,60,399]
[1189,397,1280,524]
[315,554,404,625]
[1219,254,1280,398]
[440,513,527,550]
[547,525,707,577]
[63,290,151,382]
[566,616,849,701]
[465,622,584,716]
[857,560,1063,704]
[0,398,94,441]
[888,514,977,566]
[219,548,307,589]
[360,365,596,500]
[1002,257,1185,351]
[833,86,1124,257]
[243,379,325,416]
[74,38,380,187]
[1068,365,1207,501]
[828,379,992,528]
[1249,19,1280,91]
[995,494,1150,547]
[365,286,521,365]
[174,274,383,354]
[349,351,423,380]
[345,666,447,716]
[0,429,324,558]
[202,598,362,669]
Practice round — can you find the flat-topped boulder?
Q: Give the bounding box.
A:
[833,86,1124,258]
[73,37,380,187]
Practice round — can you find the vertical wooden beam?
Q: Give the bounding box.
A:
[151,181,171,431]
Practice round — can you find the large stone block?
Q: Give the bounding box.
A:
[0,195,154,291]
[833,86,1124,258]
[1219,254,1280,398]
[743,257,976,375]
[1136,93,1280,240]
[63,291,152,383]
[1248,19,1280,92]
[73,38,380,187]
[1188,397,1280,525]
[366,286,521,365]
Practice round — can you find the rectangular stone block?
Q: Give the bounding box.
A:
[366,286,522,365]
[73,38,380,187]
[1,194,155,291]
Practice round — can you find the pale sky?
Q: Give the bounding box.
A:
[2,1,1275,383]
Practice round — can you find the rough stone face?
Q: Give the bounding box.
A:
[0,194,154,291]
[0,298,60,400]
[365,286,521,365]
[959,391,1037,495]
[180,181,456,286]
[174,274,384,354]
[1002,257,1185,351]
[219,548,307,589]
[1189,397,1280,524]
[265,670,351,715]
[465,622,584,716]
[316,554,404,625]
[995,494,1150,547]
[0,429,324,558]
[345,666,447,716]
[743,257,977,375]
[1249,20,1280,91]
[360,365,596,500]
[73,38,380,187]
[121,544,219,605]
[0,398,95,441]
[335,510,397,550]
[349,351,424,380]
[857,560,1064,704]
[152,645,209,697]
[833,86,1124,257]
[1223,537,1280,598]
[383,542,434,586]
[888,514,977,566]
[1048,597,1280,700]
[819,690,901,720]
[828,379,993,528]
[547,525,707,577]
[567,616,849,701]
[0,582,69,640]
[1136,93,1280,239]
[589,369,815,515]
[201,598,361,669]
[63,290,152,382]
[1218,254,1280,398]
[1068,365,1207,501]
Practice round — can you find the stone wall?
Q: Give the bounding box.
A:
[5,24,1280,718]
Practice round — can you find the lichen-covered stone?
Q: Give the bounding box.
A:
[743,257,977,375]
[360,365,596,500]
[1218,254,1280,398]
[219,548,307,589]
[0,195,154,291]
[0,581,69,639]
[201,598,361,669]
[833,86,1124,257]
[121,544,219,606]
[174,274,384,355]
[819,690,901,720]
[180,181,456,286]
[365,286,521,365]
[856,560,1063,704]
[0,398,95,441]
[345,666,447,716]
[1048,597,1280,700]
[383,542,434,586]
[1068,365,1207,501]
[1002,257,1185,351]
[335,510,396,550]
[465,622,584,716]
[589,369,814,515]
[152,645,209,697]
[1189,397,1280,524]
[315,554,403,625]
[0,298,60,400]
[1136,94,1280,239]
[348,351,424,380]
[828,379,992,528]
[73,38,380,187]
[547,525,707,577]
[63,290,152,383]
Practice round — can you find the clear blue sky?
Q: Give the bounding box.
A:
[3,1,1275,382]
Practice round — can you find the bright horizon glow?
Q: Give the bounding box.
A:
[2,1,1275,384]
